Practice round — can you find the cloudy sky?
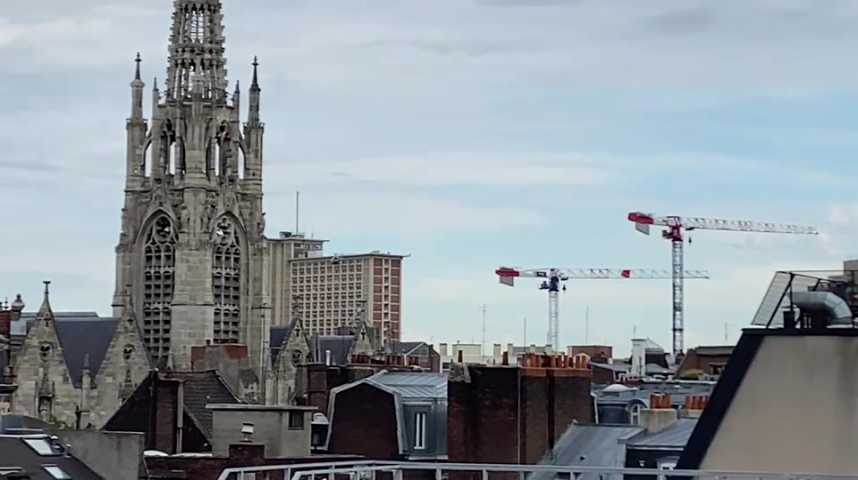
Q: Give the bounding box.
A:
[3,0,858,355]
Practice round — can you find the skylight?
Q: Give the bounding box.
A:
[23,438,59,456]
[43,465,72,479]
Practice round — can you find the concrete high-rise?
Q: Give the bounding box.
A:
[289,253,404,342]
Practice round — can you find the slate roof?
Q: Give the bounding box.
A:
[17,313,119,388]
[535,424,644,480]
[591,362,676,378]
[269,325,294,364]
[369,372,448,400]
[12,312,101,337]
[0,434,102,479]
[313,335,354,365]
[387,341,428,356]
[690,346,734,356]
[164,371,241,438]
[627,418,698,449]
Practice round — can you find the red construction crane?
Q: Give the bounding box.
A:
[495,267,710,351]
[628,212,819,356]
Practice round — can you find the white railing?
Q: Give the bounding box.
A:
[216,460,858,480]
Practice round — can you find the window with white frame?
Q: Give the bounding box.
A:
[414,412,427,450]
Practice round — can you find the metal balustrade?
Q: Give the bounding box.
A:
[216,460,858,480]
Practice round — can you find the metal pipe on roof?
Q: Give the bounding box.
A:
[791,291,853,325]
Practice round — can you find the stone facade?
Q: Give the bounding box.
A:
[12,284,150,428]
[267,317,312,405]
[112,0,269,373]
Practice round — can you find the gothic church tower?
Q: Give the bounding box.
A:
[113,0,269,371]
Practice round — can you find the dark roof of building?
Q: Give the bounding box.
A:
[369,371,448,400]
[313,336,354,365]
[628,418,698,449]
[269,325,294,364]
[163,371,241,438]
[690,346,734,356]
[12,312,101,337]
[387,341,431,356]
[596,382,715,407]
[55,318,118,388]
[17,313,118,388]
[0,434,102,479]
[535,424,644,480]
[0,416,50,434]
[591,362,676,378]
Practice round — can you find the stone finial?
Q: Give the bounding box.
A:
[134,52,142,81]
[11,294,25,313]
[251,56,259,88]
[36,281,54,323]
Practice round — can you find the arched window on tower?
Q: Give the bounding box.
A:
[142,141,152,178]
[212,217,243,344]
[209,138,221,178]
[237,145,246,180]
[142,214,177,366]
[168,140,176,175]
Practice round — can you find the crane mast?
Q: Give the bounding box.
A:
[496,267,710,351]
[629,212,818,357]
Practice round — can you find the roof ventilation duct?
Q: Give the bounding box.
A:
[792,291,853,326]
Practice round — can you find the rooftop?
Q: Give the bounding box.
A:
[367,371,448,400]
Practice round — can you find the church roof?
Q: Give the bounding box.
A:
[19,312,119,388]
[269,325,294,365]
[313,335,355,366]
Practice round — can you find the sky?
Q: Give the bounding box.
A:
[3,0,858,356]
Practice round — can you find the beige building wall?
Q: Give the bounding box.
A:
[266,234,326,327]
[700,335,858,474]
[209,404,314,457]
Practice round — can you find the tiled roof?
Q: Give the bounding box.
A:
[536,424,644,480]
[163,371,241,438]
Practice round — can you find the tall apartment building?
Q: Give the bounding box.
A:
[289,253,404,343]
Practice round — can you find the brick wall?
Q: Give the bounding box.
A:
[327,382,400,459]
[448,359,593,466]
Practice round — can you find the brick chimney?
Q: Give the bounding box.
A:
[640,394,678,433]
[683,395,709,418]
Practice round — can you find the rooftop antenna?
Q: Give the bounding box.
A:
[295,191,301,234]
[481,304,487,359]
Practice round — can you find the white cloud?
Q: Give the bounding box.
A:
[269,190,546,238]
[280,152,611,188]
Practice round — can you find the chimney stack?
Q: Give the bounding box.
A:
[684,395,709,418]
[640,394,678,433]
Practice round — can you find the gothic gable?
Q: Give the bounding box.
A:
[13,288,79,426]
[91,304,151,427]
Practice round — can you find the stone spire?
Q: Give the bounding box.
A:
[130,53,145,120]
[36,281,53,324]
[166,0,228,101]
[248,57,261,124]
